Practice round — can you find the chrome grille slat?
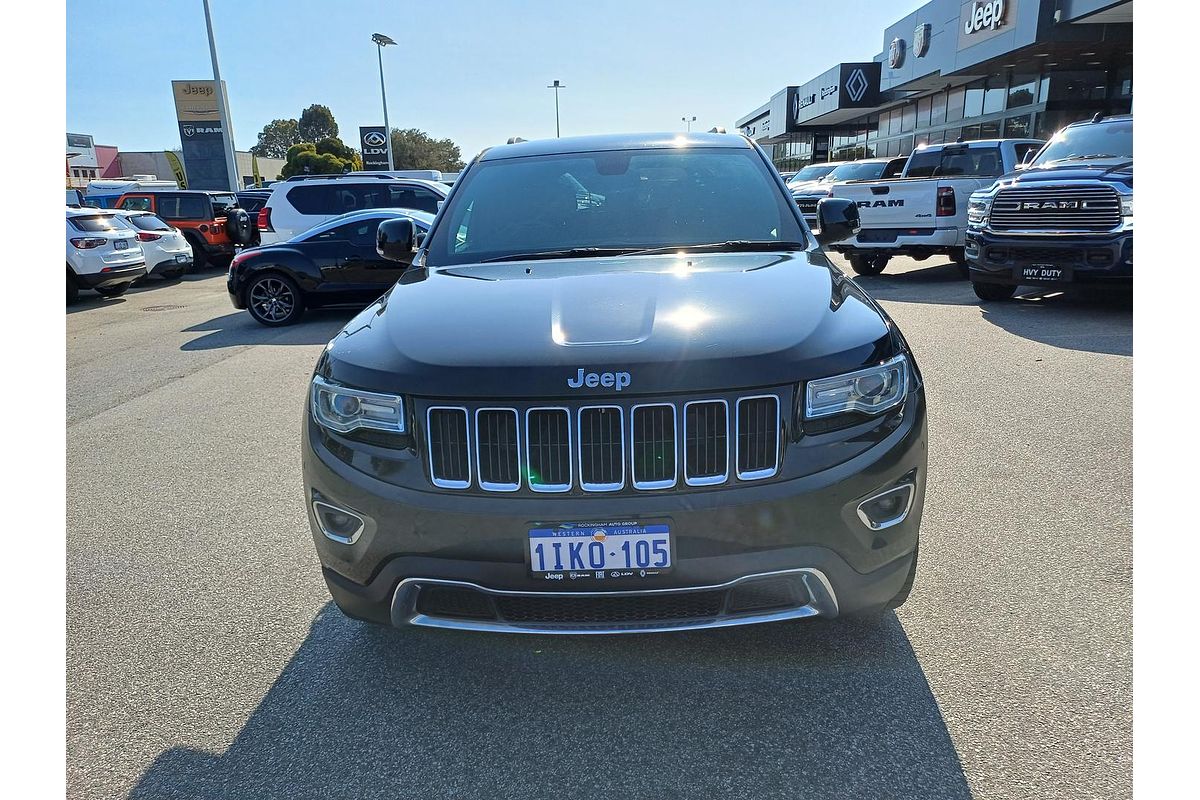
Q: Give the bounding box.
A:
[475,408,520,492]
[631,404,677,489]
[736,396,780,481]
[684,400,729,486]
[427,407,470,489]
[578,406,625,491]
[526,408,571,492]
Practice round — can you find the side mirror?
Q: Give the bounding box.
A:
[814,198,860,245]
[376,218,416,263]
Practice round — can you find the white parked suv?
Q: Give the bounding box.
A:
[112,210,193,279]
[257,174,448,245]
[65,207,145,303]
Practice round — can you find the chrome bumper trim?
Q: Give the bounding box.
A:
[389,567,839,635]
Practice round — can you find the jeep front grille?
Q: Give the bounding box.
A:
[989,185,1121,232]
[423,392,783,493]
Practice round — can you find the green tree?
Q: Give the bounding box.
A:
[279,142,358,178]
[298,104,339,142]
[389,128,466,171]
[250,118,300,158]
[315,136,361,168]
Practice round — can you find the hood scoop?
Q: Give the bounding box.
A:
[550,274,657,346]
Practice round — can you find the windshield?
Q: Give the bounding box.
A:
[1032,120,1132,165]
[68,214,128,233]
[423,147,806,267]
[787,164,836,184]
[825,161,889,182]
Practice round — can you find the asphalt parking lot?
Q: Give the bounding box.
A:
[66,257,1132,800]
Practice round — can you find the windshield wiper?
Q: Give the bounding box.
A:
[626,240,809,256]
[480,247,640,263]
[1054,153,1123,161]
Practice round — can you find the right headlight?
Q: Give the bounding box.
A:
[967,194,992,226]
[805,355,909,419]
[310,375,406,434]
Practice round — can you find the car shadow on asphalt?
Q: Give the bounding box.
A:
[66,270,230,315]
[129,604,973,800]
[851,261,1132,357]
[180,309,357,350]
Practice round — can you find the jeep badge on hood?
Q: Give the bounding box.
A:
[567,369,631,391]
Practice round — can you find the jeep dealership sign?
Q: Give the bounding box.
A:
[958,0,1013,48]
[360,126,390,170]
[171,80,234,191]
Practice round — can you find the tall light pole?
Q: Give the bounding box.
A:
[202,0,240,191]
[373,33,397,170]
[682,116,697,132]
[548,80,565,137]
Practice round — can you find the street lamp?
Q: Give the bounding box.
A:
[682,116,697,132]
[372,33,397,170]
[547,80,565,138]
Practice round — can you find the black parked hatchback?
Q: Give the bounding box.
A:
[302,132,927,634]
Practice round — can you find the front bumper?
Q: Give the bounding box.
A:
[966,229,1133,287]
[302,387,927,632]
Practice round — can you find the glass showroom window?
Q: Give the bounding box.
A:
[1008,74,1038,108]
[964,82,985,118]
[983,79,1006,115]
[946,87,965,122]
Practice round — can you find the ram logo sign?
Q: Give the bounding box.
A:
[856,199,905,208]
[1021,201,1081,210]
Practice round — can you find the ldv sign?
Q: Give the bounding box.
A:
[958,0,1013,48]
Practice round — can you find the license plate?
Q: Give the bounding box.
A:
[1020,263,1070,282]
[114,239,129,250]
[528,521,672,581]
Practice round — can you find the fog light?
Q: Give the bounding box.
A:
[856,483,915,530]
[313,499,365,544]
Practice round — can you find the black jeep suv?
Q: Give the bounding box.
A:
[302,132,927,634]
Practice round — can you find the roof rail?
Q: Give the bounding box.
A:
[708,126,727,134]
[282,172,401,182]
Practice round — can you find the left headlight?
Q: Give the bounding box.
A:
[804,355,909,419]
[1120,194,1132,217]
[311,375,406,434]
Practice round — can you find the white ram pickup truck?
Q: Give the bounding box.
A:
[825,138,1043,276]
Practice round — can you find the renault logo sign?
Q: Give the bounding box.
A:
[845,69,869,103]
[363,131,387,147]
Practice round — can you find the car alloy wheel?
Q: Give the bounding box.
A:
[248,275,303,325]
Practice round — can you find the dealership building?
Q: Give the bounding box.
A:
[736,0,1132,171]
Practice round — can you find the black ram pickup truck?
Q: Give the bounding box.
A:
[302,132,928,634]
[966,114,1133,301]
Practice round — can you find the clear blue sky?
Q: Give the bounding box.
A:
[66,0,919,161]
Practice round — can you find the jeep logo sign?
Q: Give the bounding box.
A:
[359,125,390,170]
[959,0,1012,47]
[567,369,631,391]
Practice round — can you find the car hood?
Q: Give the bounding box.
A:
[320,251,895,398]
[1007,159,1133,186]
